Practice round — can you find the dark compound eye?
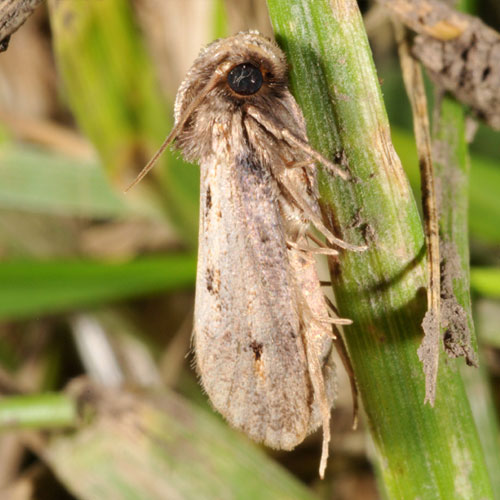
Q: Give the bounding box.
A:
[227,63,263,96]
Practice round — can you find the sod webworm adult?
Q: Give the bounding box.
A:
[128,31,365,478]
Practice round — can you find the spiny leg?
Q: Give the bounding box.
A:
[302,319,332,479]
[279,175,367,252]
[287,239,339,257]
[245,104,350,180]
[331,324,359,430]
[321,295,358,428]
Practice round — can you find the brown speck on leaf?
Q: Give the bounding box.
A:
[205,267,220,295]
[205,267,217,294]
[361,223,376,244]
[440,242,478,367]
[63,9,74,28]
[418,310,440,406]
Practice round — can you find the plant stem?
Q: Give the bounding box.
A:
[266,0,493,496]
[432,1,500,492]
[0,393,76,429]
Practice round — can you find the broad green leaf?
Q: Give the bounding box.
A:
[46,381,317,500]
[0,144,165,220]
[0,145,126,218]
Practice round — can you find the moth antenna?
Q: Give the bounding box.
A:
[124,129,176,193]
[245,104,350,180]
[125,69,227,192]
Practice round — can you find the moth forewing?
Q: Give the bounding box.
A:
[195,143,320,450]
[185,32,341,476]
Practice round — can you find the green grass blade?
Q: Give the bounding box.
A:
[391,127,500,246]
[433,73,500,497]
[471,268,500,298]
[0,393,76,429]
[212,0,229,39]
[0,145,128,219]
[0,255,196,320]
[47,0,199,245]
[0,143,166,221]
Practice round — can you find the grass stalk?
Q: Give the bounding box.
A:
[432,1,500,491]
[266,0,493,496]
[0,393,76,429]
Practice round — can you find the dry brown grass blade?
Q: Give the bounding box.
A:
[378,0,500,130]
[0,0,43,50]
[394,22,441,406]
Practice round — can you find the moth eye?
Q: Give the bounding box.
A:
[227,63,263,96]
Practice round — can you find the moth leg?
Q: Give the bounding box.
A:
[289,243,332,478]
[304,319,360,456]
[245,103,366,252]
[309,293,352,327]
[279,177,368,252]
[245,104,349,180]
[306,316,359,432]
[306,231,326,247]
[320,281,332,287]
[302,320,332,479]
[315,316,352,326]
[322,295,359,429]
[323,294,341,318]
[331,325,359,430]
[287,239,339,257]
[305,231,342,256]
[284,159,314,170]
[288,244,351,327]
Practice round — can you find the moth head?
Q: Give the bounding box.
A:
[174,30,288,121]
[125,32,290,191]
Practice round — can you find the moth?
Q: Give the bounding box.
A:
[128,31,365,478]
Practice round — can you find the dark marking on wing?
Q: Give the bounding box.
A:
[205,185,212,216]
[206,267,214,294]
[238,153,266,179]
[206,267,220,295]
[260,232,271,243]
[249,340,263,361]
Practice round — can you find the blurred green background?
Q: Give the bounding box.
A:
[0,0,499,499]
